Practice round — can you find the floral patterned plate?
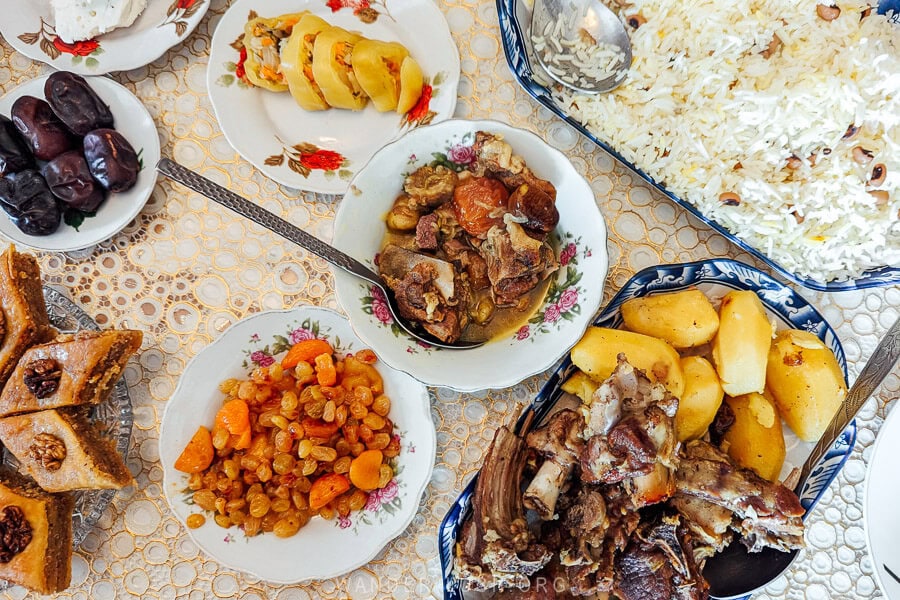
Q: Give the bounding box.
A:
[0,0,209,74]
[0,74,160,252]
[158,306,435,584]
[206,0,459,194]
[332,119,609,391]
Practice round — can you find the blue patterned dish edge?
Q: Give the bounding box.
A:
[437,258,857,600]
[494,0,900,292]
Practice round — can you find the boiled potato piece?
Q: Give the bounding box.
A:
[766,329,848,442]
[723,391,785,481]
[711,290,774,396]
[280,13,331,110]
[352,39,409,112]
[312,26,367,110]
[571,327,684,397]
[620,289,719,349]
[561,370,599,404]
[675,356,724,442]
[396,56,424,114]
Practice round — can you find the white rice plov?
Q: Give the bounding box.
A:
[541,0,899,282]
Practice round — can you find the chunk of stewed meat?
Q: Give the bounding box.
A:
[403,165,458,208]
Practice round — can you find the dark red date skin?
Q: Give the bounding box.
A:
[10,96,75,161]
[0,170,61,236]
[42,150,106,212]
[0,115,34,177]
[83,129,139,193]
[44,71,114,136]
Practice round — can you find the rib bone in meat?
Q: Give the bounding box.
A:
[454,425,551,590]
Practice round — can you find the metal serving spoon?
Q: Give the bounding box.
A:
[704,315,900,599]
[156,158,484,350]
[530,0,633,94]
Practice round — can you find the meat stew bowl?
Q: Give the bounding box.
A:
[438,258,856,599]
[332,119,608,392]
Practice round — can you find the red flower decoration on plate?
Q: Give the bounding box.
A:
[265,141,351,179]
[17,17,104,65]
[52,37,99,56]
[325,0,390,23]
[160,0,206,36]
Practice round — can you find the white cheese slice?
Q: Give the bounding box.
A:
[50,0,148,43]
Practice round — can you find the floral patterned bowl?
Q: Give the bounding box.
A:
[159,306,435,583]
[332,119,609,391]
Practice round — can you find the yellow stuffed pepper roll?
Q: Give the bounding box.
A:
[280,13,331,111]
[242,12,306,92]
[311,25,367,110]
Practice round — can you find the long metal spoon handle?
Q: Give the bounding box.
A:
[798,316,900,488]
[156,157,381,286]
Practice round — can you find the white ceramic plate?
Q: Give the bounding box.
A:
[332,119,609,391]
[206,0,459,194]
[0,0,209,74]
[865,404,900,599]
[0,74,160,252]
[159,306,435,584]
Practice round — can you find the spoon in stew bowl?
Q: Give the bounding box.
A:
[703,315,900,598]
[530,0,633,94]
[156,158,484,350]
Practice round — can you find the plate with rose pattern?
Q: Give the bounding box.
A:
[332,119,609,391]
[159,306,435,583]
[0,0,209,74]
[206,0,459,194]
[0,74,160,252]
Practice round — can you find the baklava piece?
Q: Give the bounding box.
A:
[0,245,55,388]
[0,329,142,417]
[0,468,73,593]
[0,408,133,492]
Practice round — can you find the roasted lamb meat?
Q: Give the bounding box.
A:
[454,424,551,590]
[523,408,585,519]
[579,357,679,506]
[614,514,709,600]
[675,440,804,553]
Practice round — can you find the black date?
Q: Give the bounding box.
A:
[0,115,34,177]
[10,96,75,161]
[44,71,114,136]
[42,150,106,212]
[83,128,139,193]
[0,170,61,236]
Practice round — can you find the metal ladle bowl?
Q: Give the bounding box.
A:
[530,0,633,94]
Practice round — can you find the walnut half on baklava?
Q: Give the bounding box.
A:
[0,246,56,389]
[0,329,142,418]
[0,408,133,492]
[0,468,73,594]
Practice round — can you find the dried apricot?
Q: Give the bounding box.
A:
[215,399,250,435]
[348,449,384,491]
[174,426,215,473]
[281,339,333,369]
[309,473,350,510]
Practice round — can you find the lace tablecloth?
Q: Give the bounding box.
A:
[0,1,897,598]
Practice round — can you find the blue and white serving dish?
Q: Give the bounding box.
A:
[438,258,856,599]
[495,0,900,292]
